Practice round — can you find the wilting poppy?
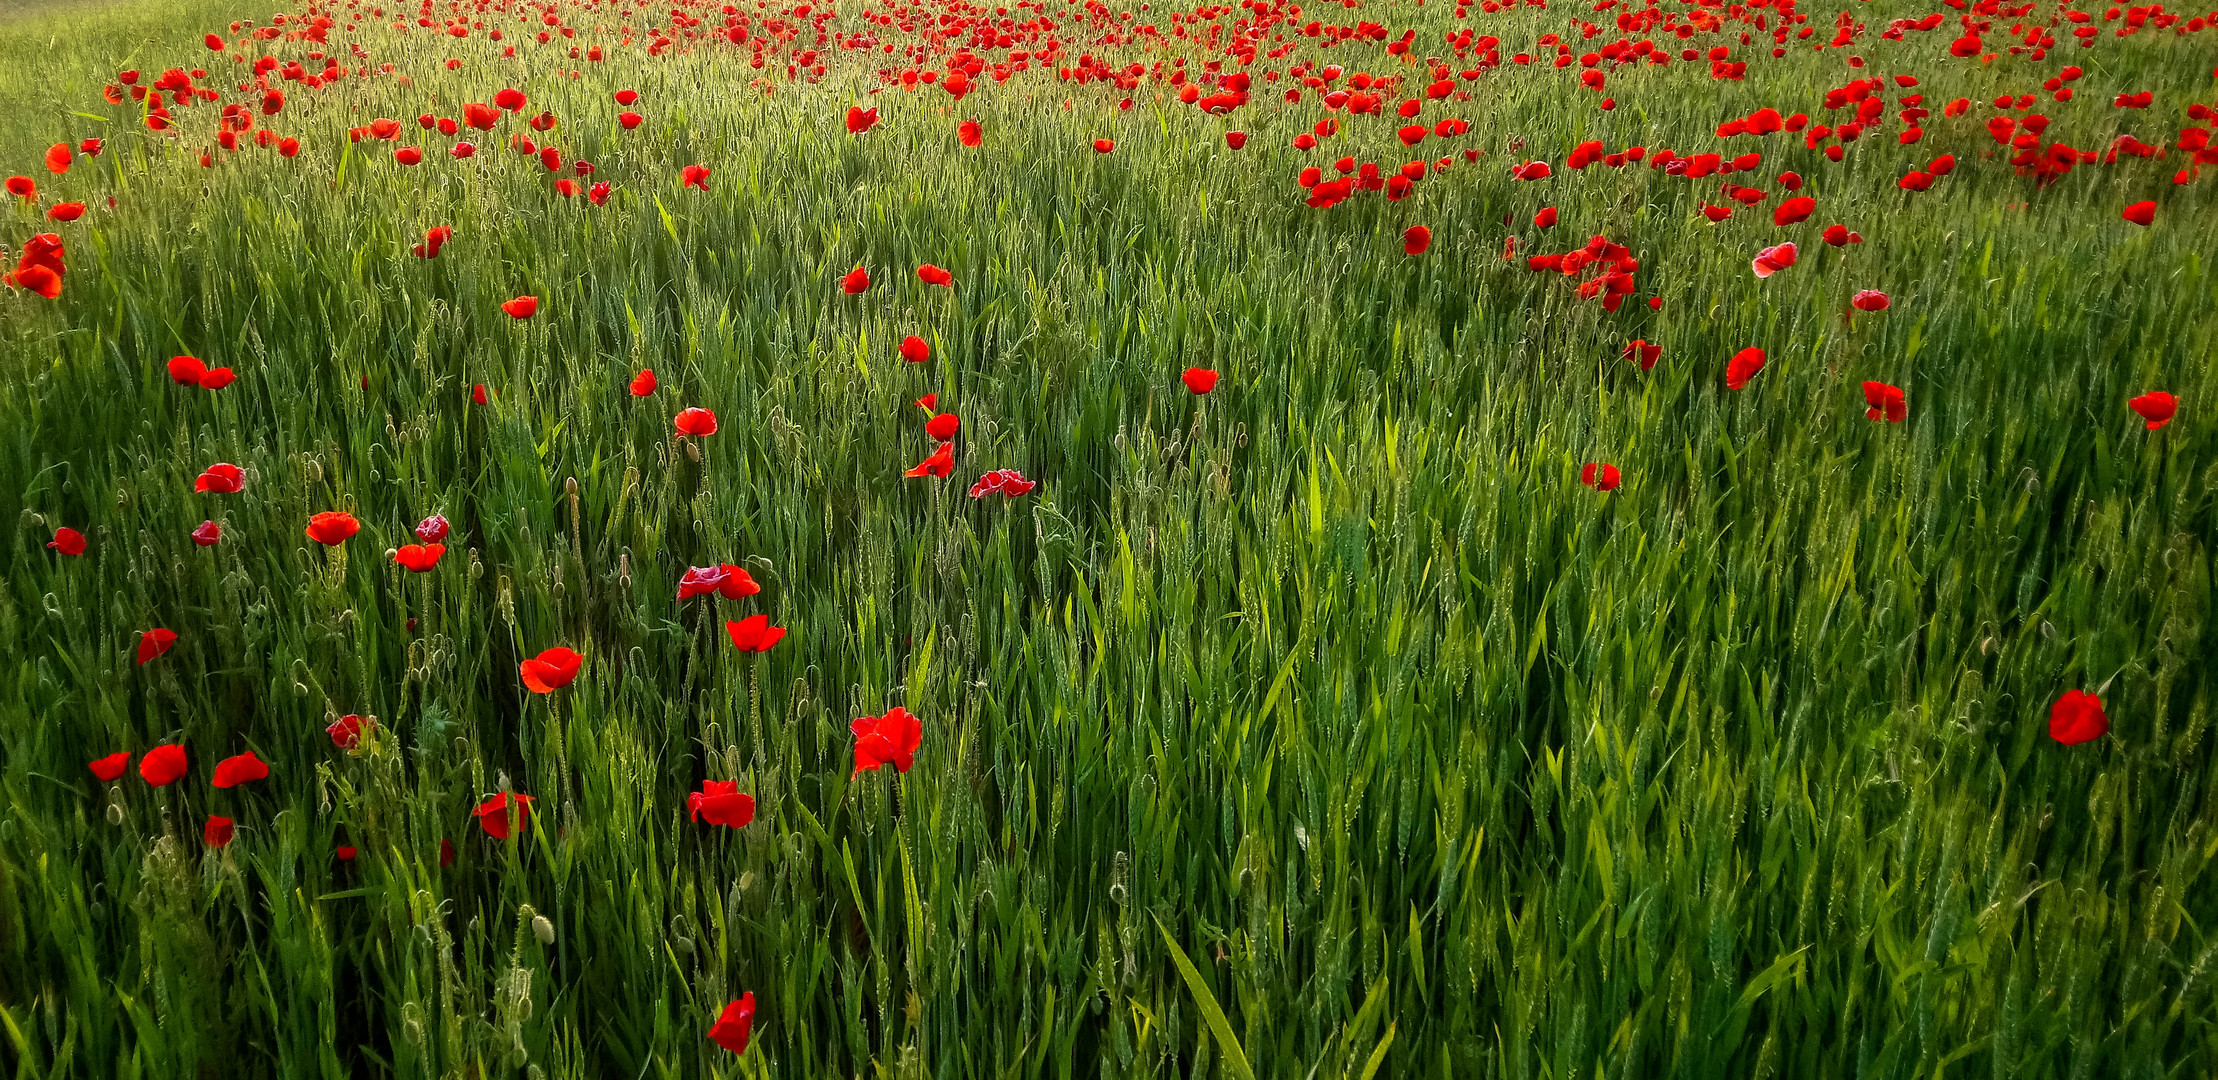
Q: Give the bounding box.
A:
[501,296,540,319]
[900,336,930,363]
[2049,689,2107,745]
[1580,463,1621,491]
[393,543,445,572]
[305,511,360,546]
[204,816,235,848]
[90,751,131,782]
[191,520,222,546]
[520,647,584,693]
[680,164,711,190]
[851,705,923,775]
[48,527,86,556]
[1851,290,1890,312]
[2129,391,2176,430]
[211,750,270,789]
[1623,340,1662,370]
[926,413,960,441]
[841,266,871,294]
[1093,138,1116,153]
[473,792,535,839]
[958,119,983,147]
[1862,381,1907,422]
[2121,200,2155,226]
[1726,347,1766,390]
[1751,243,1798,278]
[677,564,761,601]
[630,369,656,395]
[415,514,450,542]
[916,264,953,287]
[139,744,187,786]
[688,780,757,828]
[968,468,1037,498]
[1402,225,1432,255]
[708,994,757,1056]
[725,613,788,653]
[328,714,373,749]
[904,442,954,478]
[137,628,179,665]
[1182,367,1219,395]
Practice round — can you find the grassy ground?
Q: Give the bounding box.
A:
[0,0,2214,1077]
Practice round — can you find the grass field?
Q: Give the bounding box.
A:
[0,0,2214,1076]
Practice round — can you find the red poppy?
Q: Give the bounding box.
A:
[415,515,450,542]
[1851,290,1890,312]
[1820,225,1863,246]
[1510,161,1552,180]
[630,369,656,395]
[5,175,35,201]
[204,816,235,848]
[451,142,477,159]
[724,613,788,653]
[680,164,711,190]
[1862,381,1907,422]
[473,792,535,838]
[47,527,86,556]
[958,119,983,147]
[708,994,757,1056]
[926,413,960,441]
[80,138,102,157]
[841,266,871,294]
[139,744,187,786]
[414,225,453,259]
[440,838,456,866]
[1580,463,1621,491]
[137,628,178,665]
[47,202,86,223]
[393,543,446,572]
[1725,347,1766,390]
[1534,207,1558,228]
[2129,391,2176,430]
[395,147,423,166]
[1182,367,1220,395]
[2122,200,2156,226]
[914,394,938,412]
[2049,689,2107,745]
[191,520,222,546]
[1774,196,1816,226]
[968,468,1037,498]
[472,384,489,405]
[501,296,540,319]
[851,705,922,775]
[521,647,584,693]
[336,845,357,861]
[900,336,930,363]
[678,564,762,601]
[615,89,640,106]
[212,750,270,789]
[669,407,720,438]
[44,143,71,174]
[589,182,612,206]
[688,780,757,828]
[494,87,527,112]
[1093,138,1115,153]
[1622,340,1662,371]
[305,511,360,546]
[1402,225,1432,255]
[904,442,954,478]
[90,751,131,782]
[1225,131,1248,150]
[328,714,372,749]
[1751,243,1798,278]
[916,264,953,287]
[845,106,880,134]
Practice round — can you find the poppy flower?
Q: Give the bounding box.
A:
[139,744,187,786]
[914,394,938,412]
[1622,340,1662,370]
[1862,381,1907,422]
[1510,161,1552,180]
[472,384,490,405]
[473,792,535,839]
[48,202,86,222]
[1225,131,1248,150]
[211,750,270,789]
[414,225,453,259]
[1534,207,1558,228]
[336,846,357,861]
[1821,224,1863,246]
[193,462,247,496]
[916,264,953,287]
[44,143,71,174]
[618,111,644,130]
[1182,367,1220,395]
[137,628,178,665]
[841,266,871,294]
[900,336,930,363]
[451,142,477,159]
[494,87,527,112]
[1725,347,1766,390]
[393,543,445,572]
[968,468,1037,498]
[615,89,640,106]
[1774,196,1816,226]
[47,527,86,556]
[1751,243,1798,278]
[1580,463,1621,491]
[845,106,880,134]
[2129,391,2176,430]
[501,296,540,319]
[724,613,788,653]
[680,164,710,190]
[1093,138,1115,153]
[2049,689,2107,745]
[305,511,360,546]
[926,413,960,441]
[2122,200,2155,226]
[677,564,761,601]
[440,838,456,866]
[1402,225,1432,255]
[191,520,222,546]
[1851,289,1891,313]
[589,182,612,206]
[90,751,131,782]
[5,175,35,201]
[520,647,584,693]
[204,816,235,848]
[80,138,102,157]
[958,119,983,146]
[708,994,757,1056]
[851,705,922,775]
[688,780,757,828]
[395,147,423,166]
[905,442,954,478]
[328,714,372,749]
[675,407,719,436]
[415,514,450,542]
[630,369,656,396]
